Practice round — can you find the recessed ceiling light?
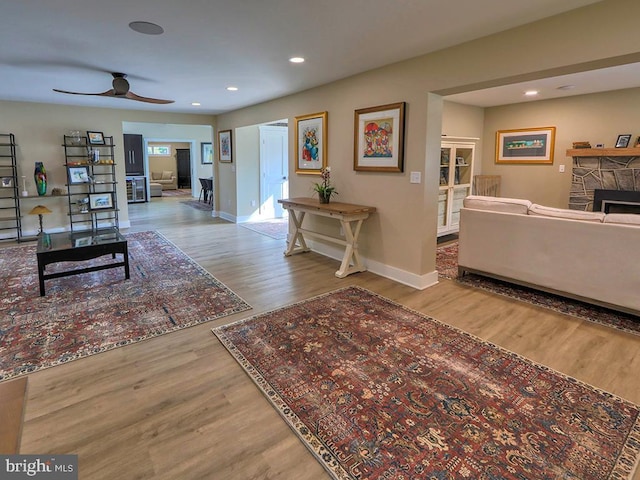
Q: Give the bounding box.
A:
[191,102,201,106]
[128,21,164,35]
[226,86,238,91]
[524,90,539,96]
[289,57,305,64]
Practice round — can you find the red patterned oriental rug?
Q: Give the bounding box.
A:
[436,241,640,337]
[0,231,250,381]
[214,287,640,480]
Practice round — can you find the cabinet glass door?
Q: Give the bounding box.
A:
[453,147,472,186]
[440,147,451,186]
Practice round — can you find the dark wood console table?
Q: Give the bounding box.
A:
[278,197,376,278]
[36,228,130,296]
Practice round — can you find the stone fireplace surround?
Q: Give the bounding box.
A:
[568,148,640,211]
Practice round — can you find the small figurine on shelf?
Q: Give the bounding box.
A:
[21,176,28,197]
[34,162,47,196]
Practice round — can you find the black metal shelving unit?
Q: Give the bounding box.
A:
[63,135,119,232]
[0,133,21,241]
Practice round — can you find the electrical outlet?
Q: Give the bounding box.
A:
[251,200,256,207]
[559,164,565,173]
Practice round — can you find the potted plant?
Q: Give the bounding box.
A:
[313,167,337,204]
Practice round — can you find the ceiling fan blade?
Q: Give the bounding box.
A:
[53,88,116,97]
[125,91,174,104]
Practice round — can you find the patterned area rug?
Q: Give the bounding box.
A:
[436,241,640,336]
[181,199,212,211]
[214,287,640,480]
[239,219,288,240]
[0,231,250,381]
[162,188,191,197]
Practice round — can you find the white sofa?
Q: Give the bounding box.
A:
[458,195,640,316]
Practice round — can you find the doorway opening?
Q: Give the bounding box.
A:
[259,124,288,219]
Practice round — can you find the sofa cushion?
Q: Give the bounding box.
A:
[162,170,173,180]
[151,172,161,180]
[463,195,531,214]
[603,213,640,225]
[528,204,605,222]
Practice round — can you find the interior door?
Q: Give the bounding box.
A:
[176,149,191,189]
[259,125,288,218]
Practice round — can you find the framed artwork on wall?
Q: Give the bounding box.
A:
[353,102,405,172]
[495,126,556,164]
[218,130,233,163]
[201,142,213,164]
[295,111,327,175]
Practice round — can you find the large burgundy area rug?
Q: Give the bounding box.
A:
[214,286,640,480]
[437,241,640,337]
[0,231,250,381]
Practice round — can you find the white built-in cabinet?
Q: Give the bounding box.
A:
[438,137,477,236]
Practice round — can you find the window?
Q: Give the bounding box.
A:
[147,145,171,156]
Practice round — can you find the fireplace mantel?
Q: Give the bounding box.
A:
[566,147,640,157]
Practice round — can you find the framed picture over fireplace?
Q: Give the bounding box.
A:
[496,127,556,164]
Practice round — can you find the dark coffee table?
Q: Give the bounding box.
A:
[36,228,130,296]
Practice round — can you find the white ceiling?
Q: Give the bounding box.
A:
[0,0,607,115]
[446,63,640,107]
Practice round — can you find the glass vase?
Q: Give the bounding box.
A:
[34,162,47,196]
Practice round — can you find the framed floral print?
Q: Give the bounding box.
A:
[354,102,405,172]
[295,111,327,175]
[218,130,233,163]
[201,142,213,164]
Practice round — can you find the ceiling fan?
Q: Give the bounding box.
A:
[53,72,174,104]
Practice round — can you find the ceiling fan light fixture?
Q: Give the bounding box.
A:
[129,21,164,35]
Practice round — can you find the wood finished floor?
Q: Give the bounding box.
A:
[9,195,640,479]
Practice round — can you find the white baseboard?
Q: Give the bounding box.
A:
[299,238,439,290]
[218,211,236,223]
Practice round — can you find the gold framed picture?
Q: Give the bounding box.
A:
[295,111,327,175]
[354,102,405,172]
[495,127,556,164]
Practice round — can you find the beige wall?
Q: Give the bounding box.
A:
[480,87,640,207]
[215,0,640,287]
[0,100,214,235]
[148,141,190,177]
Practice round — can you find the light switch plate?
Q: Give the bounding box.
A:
[410,171,421,184]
